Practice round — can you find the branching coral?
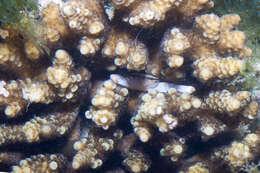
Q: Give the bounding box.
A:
[72,128,123,170]
[111,0,214,27]
[131,88,201,142]
[101,28,148,71]
[0,105,78,145]
[211,0,260,90]
[123,149,150,173]
[12,154,68,173]
[0,0,258,173]
[0,48,90,118]
[149,13,251,82]
[210,130,260,172]
[85,79,128,130]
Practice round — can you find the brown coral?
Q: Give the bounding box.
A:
[102,28,148,71]
[193,56,243,81]
[72,129,123,170]
[123,150,150,173]
[42,2,69,44]
[202,90,251,115]
[61,0,107,36]
[131,88,201,142]
[85,80,128,130]
[0,0,257,172]
[12,154,68,173]
[0,105,78,145]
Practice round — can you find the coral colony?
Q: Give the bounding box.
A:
[0,0,259,172]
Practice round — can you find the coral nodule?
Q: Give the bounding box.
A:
[0,0,259,172]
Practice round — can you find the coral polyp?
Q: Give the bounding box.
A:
[0,0,259,172]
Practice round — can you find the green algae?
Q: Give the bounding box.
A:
[0,0,48,54]
[0,0,39,39]
[0,0,38,24]
[211,0,260,90]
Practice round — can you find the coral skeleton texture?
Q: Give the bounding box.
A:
[0,0,259,172]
